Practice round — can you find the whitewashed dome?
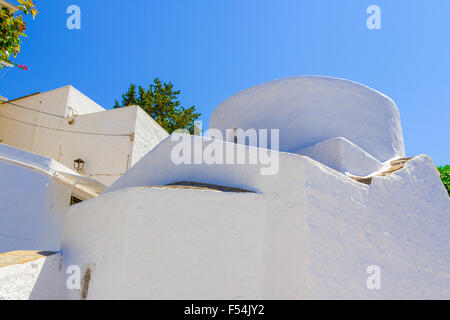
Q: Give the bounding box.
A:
[209,76,405,161]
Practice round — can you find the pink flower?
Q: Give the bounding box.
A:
[18,65,28,71]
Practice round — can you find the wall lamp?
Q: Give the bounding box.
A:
[73,158,85,173]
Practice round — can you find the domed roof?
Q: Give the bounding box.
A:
[209,76,405,161]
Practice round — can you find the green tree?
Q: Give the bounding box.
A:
[0,0,38,69]
[437,165,450,197]
[114,78,201,134]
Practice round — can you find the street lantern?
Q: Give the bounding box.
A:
[73,158,85,173]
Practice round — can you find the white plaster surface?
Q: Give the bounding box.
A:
[130,106,169,166]
[59,135,449,299]
[0,254,62,300]
[295,137,383,176]
[66,86,105,115]
[209,76,405,161]
[108,134,295,195]
[59,188,284,300]
[0,160,69,254]
[304,155,450,299]
[1,78,448,300]
[0,143,103,254]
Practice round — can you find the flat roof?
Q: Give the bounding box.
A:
[5,92,40,104]
[0,143,107,197]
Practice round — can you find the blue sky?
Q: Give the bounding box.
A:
[1,0,449,165]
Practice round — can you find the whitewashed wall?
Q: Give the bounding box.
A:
[0,143,102,254]
[130,107,169,166]
[295,137,383,176]
[210,76,405,162]
[57,135,449,299]
[59,188,288,300]
[108,134,293,194]
[67,86,105,115]
[0,253,62,300]
[304,155,450,299]
[0,160,70,253]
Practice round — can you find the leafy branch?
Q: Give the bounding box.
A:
[115,78,201,135]
[437,165,450,197]
[0,0,38,69]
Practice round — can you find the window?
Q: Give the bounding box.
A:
[70,196,83,206]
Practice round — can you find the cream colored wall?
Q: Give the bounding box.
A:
[0,86,79,152]
[53,107,136,186]
[0,87,168,186]
[0,91,43,151]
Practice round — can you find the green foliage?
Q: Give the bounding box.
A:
[0,0,37,68]
[115,78,201,134]
[437,165,450,196]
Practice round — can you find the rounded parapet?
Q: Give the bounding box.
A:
[210,76,405,161]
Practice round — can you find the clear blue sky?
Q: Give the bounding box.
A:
[1,0,449,165]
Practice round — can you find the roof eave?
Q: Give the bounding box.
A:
[0,0,19,14]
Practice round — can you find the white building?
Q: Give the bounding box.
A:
[1,77,449,300]
[0,85,168,253]
[0,143,105,253]
[210,76,405,164]
[0,85,168,186]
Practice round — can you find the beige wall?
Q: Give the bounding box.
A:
[0,86,168,185]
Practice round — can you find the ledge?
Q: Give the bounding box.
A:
[0,251,56,268]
